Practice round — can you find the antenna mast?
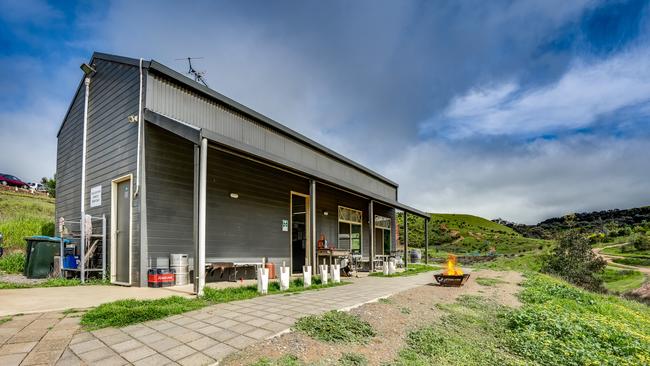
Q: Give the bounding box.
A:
[176,57,209,87]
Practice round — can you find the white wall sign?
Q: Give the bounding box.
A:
[282,219,289,232]
[90,185,102,207]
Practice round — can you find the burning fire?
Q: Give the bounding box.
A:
[443,254,463,275]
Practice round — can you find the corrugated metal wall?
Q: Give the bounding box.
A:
[145,124,195,267]
[205,148,310,269]
[146,74,398,201]
[56,58,141,284]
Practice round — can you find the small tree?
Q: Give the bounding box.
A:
[630,233,650,251]
[542,230,607,292]
[40,176,56,197]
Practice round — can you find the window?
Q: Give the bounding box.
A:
[338,206,363,255]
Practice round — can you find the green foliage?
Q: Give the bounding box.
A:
[0,252,25,273]
[0,277,109,289]
[598,267,646,293]
[541,231,607,291]
[0,191,55,249]
[475,277,507,286]
[80,296,207,329]
[293,310,375,344]
[631,233,650,251]
[368,264,438,277]
[505,274,650,366]
[338,353,368,366]
[40,176,56,198]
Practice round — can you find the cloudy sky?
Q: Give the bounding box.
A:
[1,0,649,223]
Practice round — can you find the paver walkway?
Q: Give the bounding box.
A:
[1,273,433,366]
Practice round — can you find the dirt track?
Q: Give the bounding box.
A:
[593,243,650,275]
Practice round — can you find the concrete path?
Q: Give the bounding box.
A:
[0,286,194,317]
[0,273,433,366]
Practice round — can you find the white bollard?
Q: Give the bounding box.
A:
[383,262,389,275]
[279,265,290,291]
[319,264,329,285]
[257,267,269,294]
[330,264,341,283]
[388,260,396,275]
[303,265,312,287]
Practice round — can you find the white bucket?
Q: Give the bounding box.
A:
[383,262,389,275]
[279,266,290,291]
[319,265,329,285]
[257,267,269,294]
[303,266,312,287]
[330,264,341,283]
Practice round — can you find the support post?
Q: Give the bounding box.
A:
[309,180,317,269]
[197,138,207,296]
[424,218,429,265]
[102,214,106,280]
[404,211,409,270]
[80,214,85,283]
[369,201,374,271]
[192,145,199,294]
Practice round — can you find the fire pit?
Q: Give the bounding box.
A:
[434,254,470,287]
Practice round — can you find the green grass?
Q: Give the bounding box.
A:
[475,277,507,286]
[81,278,348,329]
[426,213,552,256]
[0,316,11,325]
[393,274,650,366]
[0,191,55,250]
[81,296,207,329]
[0,252,26,274]
[294,310,375,344]
[368,263,439,277]
[0,277,109,289]
[250,355,302,366]
[598,267,646,293]
[602,245,650,259]
[473,252,544,272]
[613,257,650,267]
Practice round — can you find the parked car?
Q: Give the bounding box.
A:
[28,182,47,192]
[0,173,29,189]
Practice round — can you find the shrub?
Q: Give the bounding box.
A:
[631,233,650,251]
[541,231,607,291]
[293,311,375,343]
[0,252,25,273]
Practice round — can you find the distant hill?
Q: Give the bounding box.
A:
[494,206,650,239]
[399,213,550,255]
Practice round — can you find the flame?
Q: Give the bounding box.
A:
[443,254,463,275]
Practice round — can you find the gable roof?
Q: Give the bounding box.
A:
[57,52,398,189]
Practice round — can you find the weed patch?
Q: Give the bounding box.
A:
[475,277,507,286]
[250,354,301,366]
[338,353,368,366]
[294,310,375,344]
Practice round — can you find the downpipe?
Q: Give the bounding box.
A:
[134,58,144,197]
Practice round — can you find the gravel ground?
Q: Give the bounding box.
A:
[221,270,523,366]
[0,273,46,285]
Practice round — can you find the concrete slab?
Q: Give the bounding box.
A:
[0,286,194,316]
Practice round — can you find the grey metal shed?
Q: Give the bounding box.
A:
[55,52,429,293]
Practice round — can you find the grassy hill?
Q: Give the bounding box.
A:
[398,212,552,256]
[0,190,55,250]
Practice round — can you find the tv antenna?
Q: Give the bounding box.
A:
[176,57,209,87]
